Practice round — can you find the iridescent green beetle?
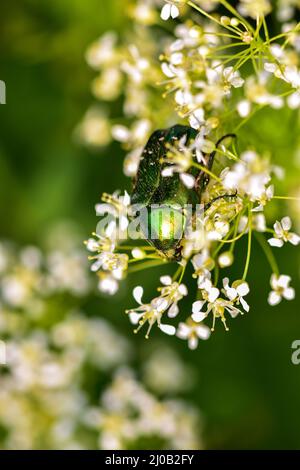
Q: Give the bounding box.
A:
[131,124,234,261]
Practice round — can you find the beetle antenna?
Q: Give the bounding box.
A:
[196,133,237,194]
[204,190,238,212]
[207,133,237,173]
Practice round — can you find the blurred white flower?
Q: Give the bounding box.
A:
[268,216,300,247]
[238,0,272,18]
[268,274,295,305]
[177,319,211,349]
[161,1,181,20]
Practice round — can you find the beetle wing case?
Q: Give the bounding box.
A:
[131,124,202,260]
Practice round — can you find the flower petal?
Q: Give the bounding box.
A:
[289,233,300,246]
[268,291,281,306]
[240,296,250,312]
[192,310,207,323]
[178,283,188,296]
[159,323,176,336]
[133,286,143,304]
[168,303,179,318]
[160,275,172,286]
[161,3,171,20]
[208,287,219,303]
[176,322,190,339]
[237,282,250,297]
[161,167,174,177]
[196,324,211,340]
[192,300,205,314]
[180,173,195,189]
[129,312,141,325]
[188,335,198,350]
[171,4,180,18]
[281,216,292,231]
[268,238,284,247]
[283,287,295,301]
[277,275,291,288]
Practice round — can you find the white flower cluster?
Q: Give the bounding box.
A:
[84,0,300,349]
[84,368,201,450]
[0,233,202,449]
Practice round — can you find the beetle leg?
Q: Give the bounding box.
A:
[204,190,238,212]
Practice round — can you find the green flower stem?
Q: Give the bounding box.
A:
[173,264,183,281]
[178,263,187,284]
[117,245,156,251]
[214,263,219,286]
[219,48,251,70]
[234,88,295,133]
[222,225,248,244]
[254,233,280,276]
[269,24,300,43]
[208,42,248,53]
[191,162,221,182]
[188,1,243,36]
[242,204,253,280]
[262,16,270,43]
[212,208,248,259]
[203,31,241,40]
[234,105,264,132]
[229,212,242,253]
[219,0,255,34]
[128,255,163,263]
[273,196,300,201]
[128,259,167,274]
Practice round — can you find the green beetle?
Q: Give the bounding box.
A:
[131,124,234,261]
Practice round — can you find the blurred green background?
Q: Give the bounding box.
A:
[0,0,300,450]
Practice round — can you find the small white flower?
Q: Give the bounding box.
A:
[158,275,188,318]
[98,272,119,295]
[222,278,250,312]
[218,251,234,268]
[237,99,251,117]
[238,0,272,19]
[180,172,196,189]
[268,274,295,306]
[201,279,220,303]
[268,217,300,247]
[126,286,176,338]
[177,319,211,350]
[161,1,180,21]
[192,127,215,164]
[91,252,128,278]
[189,108,205,130]
[238,214,266,233]
[85,222,116,254]
[252,185,274,212]
[131,248,146,259]
[96,191,131,232]
[192,278,244,331]
[221,150,272,204]
[287,91,300,109]
[205,215,230,241]
[222,66,244,93]
[192,250,214,287]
